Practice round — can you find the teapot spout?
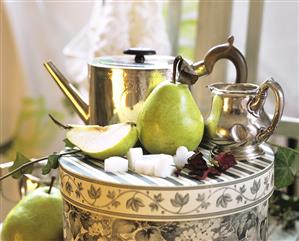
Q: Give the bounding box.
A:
[44,61,90,123]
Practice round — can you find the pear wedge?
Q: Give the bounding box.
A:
[66,123,138,160]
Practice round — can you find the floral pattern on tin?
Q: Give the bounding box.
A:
[63,200,268,241]
[60,168,273,220]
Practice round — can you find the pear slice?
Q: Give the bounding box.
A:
[66,123,138,160]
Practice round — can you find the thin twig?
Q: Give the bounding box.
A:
[48,114,72,130]
[0,149,80,182]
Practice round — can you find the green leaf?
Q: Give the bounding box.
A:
[42,154,60,175]
[290,147,299,175]
[274,147,296,188]
[8,152,33,179]
[63,138,76,148]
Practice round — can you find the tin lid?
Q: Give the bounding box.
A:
[59,144,274,221]
[89,48,174,70]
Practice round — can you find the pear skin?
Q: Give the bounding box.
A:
[137,82,204,155]
[205,95,223,138]
[66,123,138,160]
[1,187,63,241]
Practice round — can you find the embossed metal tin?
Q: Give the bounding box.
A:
[59,144,274,241]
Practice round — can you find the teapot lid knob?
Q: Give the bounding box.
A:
[123,48,156,63]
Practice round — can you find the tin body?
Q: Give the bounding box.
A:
[59,144,274,241]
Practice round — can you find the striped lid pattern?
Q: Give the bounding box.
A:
[59,144,274,188]
[59,144,274,221]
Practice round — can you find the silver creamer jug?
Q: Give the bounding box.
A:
[205,80,284,158]
[175,36,284,158]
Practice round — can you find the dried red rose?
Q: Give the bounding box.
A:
[175,151,236,180]
[212,152,236,171]
[189,167,221,180]
[185,152,208,171]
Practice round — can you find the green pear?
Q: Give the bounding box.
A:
[146,71,165,97]
[205,95,223,138]
[137,81,204,154]
[1,186,63,241]
[66,123,138,159]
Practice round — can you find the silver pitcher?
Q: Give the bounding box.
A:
[204,79,284,159]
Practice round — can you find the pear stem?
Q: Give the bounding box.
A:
[48,114,72,130]
[48,176,56,194]
[172,55,183,84]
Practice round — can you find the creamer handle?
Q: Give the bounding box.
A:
[248,78,284,143]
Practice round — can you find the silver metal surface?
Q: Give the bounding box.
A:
[44,55,173,125]
[177,36,248,85]
[204,79,284,159]
[88,66,172,125]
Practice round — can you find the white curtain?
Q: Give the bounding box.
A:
[1,2,93,153]
[1,1,94,219]
[64,1,171,84]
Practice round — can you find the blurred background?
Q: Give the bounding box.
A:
[0,0,298,232]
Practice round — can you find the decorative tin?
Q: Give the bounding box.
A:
[59,144,274,241]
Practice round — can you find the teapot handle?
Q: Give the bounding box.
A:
[248,78,284,143]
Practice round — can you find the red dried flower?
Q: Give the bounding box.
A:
[185,152,208,171]
[213,152,236,171]
[189,167,221,180]
[174,151,237,180]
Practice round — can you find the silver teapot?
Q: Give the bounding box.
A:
[44,49,174,125]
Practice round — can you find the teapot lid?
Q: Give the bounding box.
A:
[89,48,174,70]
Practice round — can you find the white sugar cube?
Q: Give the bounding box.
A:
[127,148,143,171]
[135,159,155,176]
[187,151,195,159]
[142,155,160,162]
[130,153,175,178]
[176,146,189,156]
[174,146,190,168]
[104,157,128,172]
[154,154,175,178]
